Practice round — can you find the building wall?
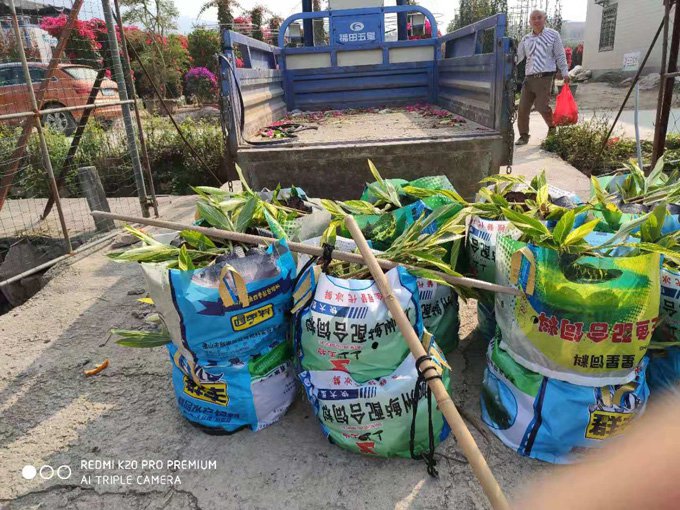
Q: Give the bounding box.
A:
[583,0,666,77]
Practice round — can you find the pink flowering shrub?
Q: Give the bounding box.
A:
[185,66,217,104]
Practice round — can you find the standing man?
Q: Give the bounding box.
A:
[515,10,570,145]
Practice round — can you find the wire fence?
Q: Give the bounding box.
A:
[0,0,157,310]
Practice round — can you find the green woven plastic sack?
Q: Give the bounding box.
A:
[299,335,452,458]
[495,235,661,386]
[360,175,456,202]
[293,266,422,383]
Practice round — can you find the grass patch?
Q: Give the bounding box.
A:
[0,115,224,199]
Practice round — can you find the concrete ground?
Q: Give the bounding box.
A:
[0,131,587,509]
[0,196,176,238]
[512,112,591,200]
[580,108,680,140]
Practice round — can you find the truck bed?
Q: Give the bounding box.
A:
[256,107,493,146]
[237,107,503,200]
[223,14,514,201]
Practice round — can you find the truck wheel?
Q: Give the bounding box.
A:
[42,107,76,136]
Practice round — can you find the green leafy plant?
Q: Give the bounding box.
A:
[193,164,312,238]
[187,27,221,73]
[541,115,641,175]
[323,205,474,297]
[320,161,468,248]
[401,185,466,206]
[108,225,231,268]
[502,205,680,268]
[365,159,402,209]
[589,157,680,232]
[470,171,586,222]
[113,328,171,348]
[501,207,599,254]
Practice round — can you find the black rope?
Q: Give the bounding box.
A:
[320,243,334,273]
[293,255,319,289]
[219,54,296,147]
[409,355,441,477]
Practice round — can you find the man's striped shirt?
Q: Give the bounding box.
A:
[517,27,569,78]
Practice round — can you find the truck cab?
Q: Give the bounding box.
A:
[220,2,515,199]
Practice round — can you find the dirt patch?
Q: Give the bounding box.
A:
[573,82,679,111]
[0,252,545,508]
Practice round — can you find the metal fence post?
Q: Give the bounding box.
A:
[113,0,159,218]
[101,0,150,218]
[8,0,73,253]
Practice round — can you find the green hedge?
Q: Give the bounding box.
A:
[0,116,224,199]
[541,116,680,175]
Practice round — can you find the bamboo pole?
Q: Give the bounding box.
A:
[90,210,522,297]
[344,215,511,510]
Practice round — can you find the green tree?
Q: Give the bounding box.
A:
[268,15,283,45]
[312,0,326,45]
[188,27,221,72]
[120,0,178,37]
[199,0,242,28]
[453,0,507,30]
[446,19,456,33]
[550,0,563,33]
[121,0,183,97]
[251,6,264,41]
[125,29,189,99]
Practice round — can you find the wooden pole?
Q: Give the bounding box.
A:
[597,17,665,168]
[90,210,522,297]
[652,0,680,167]
[344,215,511,510]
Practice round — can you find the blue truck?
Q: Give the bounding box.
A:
[220,3,515,200]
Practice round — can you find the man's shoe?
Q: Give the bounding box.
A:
[515,135,530,146]
[547,127,557,137]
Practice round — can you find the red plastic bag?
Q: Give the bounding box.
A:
[554,84,578,126]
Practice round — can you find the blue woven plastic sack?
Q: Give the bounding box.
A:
[143,240,296,362]
[481,337,650,464]
[648,266,680,393]
[167,341,296,432]
[647,348,680,394]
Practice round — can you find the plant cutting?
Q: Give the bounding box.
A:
[322,160,466,252]
[590,157,680,234]
[465,171,587,339]
[192,164,329,242]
